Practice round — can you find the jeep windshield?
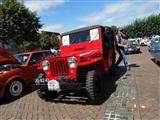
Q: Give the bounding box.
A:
[14,54,29,65]
[62,28,99,46]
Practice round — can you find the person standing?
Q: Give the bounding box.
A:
[115,29,130,70]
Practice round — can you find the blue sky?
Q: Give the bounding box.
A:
[23,0,160,33]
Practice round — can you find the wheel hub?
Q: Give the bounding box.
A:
[9,81,23,97]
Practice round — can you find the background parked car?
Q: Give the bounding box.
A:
[148,37,160,63]
[125,39,141,54]
[140,38,150,46]
[0,48,55,98]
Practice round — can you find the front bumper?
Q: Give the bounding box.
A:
[32,77,82,91]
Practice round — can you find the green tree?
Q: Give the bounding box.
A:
[145,14,160,36]
[51,34,60,50]
[0,0,42,51]
[21,41,39,52]
[110,25,118,35]
[123,14,160,38]
[39,32,52,50]
[39,32,60,50]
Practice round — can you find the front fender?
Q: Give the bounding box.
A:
[78,57,102,66]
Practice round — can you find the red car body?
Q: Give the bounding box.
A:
[0,48,55,98]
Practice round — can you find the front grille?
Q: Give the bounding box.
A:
[50,58,69,76]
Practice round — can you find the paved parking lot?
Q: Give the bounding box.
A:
[128,47,159,120]
[0,47,159,120]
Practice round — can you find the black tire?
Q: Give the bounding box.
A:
[108,52,116,75]
[37,90,57,101]
[108,64,116,75]
[86,70,103,104]
[36,73,57,101]
[5,79,24,98]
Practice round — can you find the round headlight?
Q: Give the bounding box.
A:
[42,60,50,71]
[68,56,77,68]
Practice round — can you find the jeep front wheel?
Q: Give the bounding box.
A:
[86,70,103,104]
[37,90,57,101]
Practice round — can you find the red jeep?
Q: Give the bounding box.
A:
[33,25,116,104]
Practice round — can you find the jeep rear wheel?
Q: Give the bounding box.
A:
[37,90,57,101]
[108,64,116,75]
[109,51,116,75]
[86,70,103,104]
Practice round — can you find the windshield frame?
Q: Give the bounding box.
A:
[14,53,30,65]
[61,28,100,46]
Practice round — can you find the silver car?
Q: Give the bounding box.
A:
[125,39,141,53]
[149,37,160,63]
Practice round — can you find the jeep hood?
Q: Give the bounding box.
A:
[60,48,102,62]
[0,47,20,65]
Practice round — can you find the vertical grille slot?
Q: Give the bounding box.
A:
[61,59,65,74]
[64,59,68,73]
[50,58,69,76]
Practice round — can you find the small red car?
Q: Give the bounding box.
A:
[0,48,55,98]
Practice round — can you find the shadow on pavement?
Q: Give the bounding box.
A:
[99,66,127,105]
[49,90,89,105]
[129,63,140,67]
[126,51,142,55]
[151,58,160,67]
[0,86,35,105]
[47,66,127,105]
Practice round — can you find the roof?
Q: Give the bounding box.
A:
[16,50,50,55]
[42,31,60,36]
[62,25,102,36]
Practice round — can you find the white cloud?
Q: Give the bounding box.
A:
[40,24,63,32]
[24,0,65,13]
[112,1,159,26]
[79,0,159,26]
[75,24,87,29]
[79,1,131,23]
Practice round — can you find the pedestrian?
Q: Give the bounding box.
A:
[115,28,130,70]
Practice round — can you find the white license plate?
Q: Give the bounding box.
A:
[35,78,49,85]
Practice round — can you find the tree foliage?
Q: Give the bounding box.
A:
[39,32,60,50]
[51,35,60,50]
[39,32,52,50]
[110,25,118,36]
[123,14,160,38]
[0,0,42,51]
[20,41,39,52]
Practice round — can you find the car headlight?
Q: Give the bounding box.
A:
[68,56,77,68]
[0,69,5,74]
[42,60,50,71]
